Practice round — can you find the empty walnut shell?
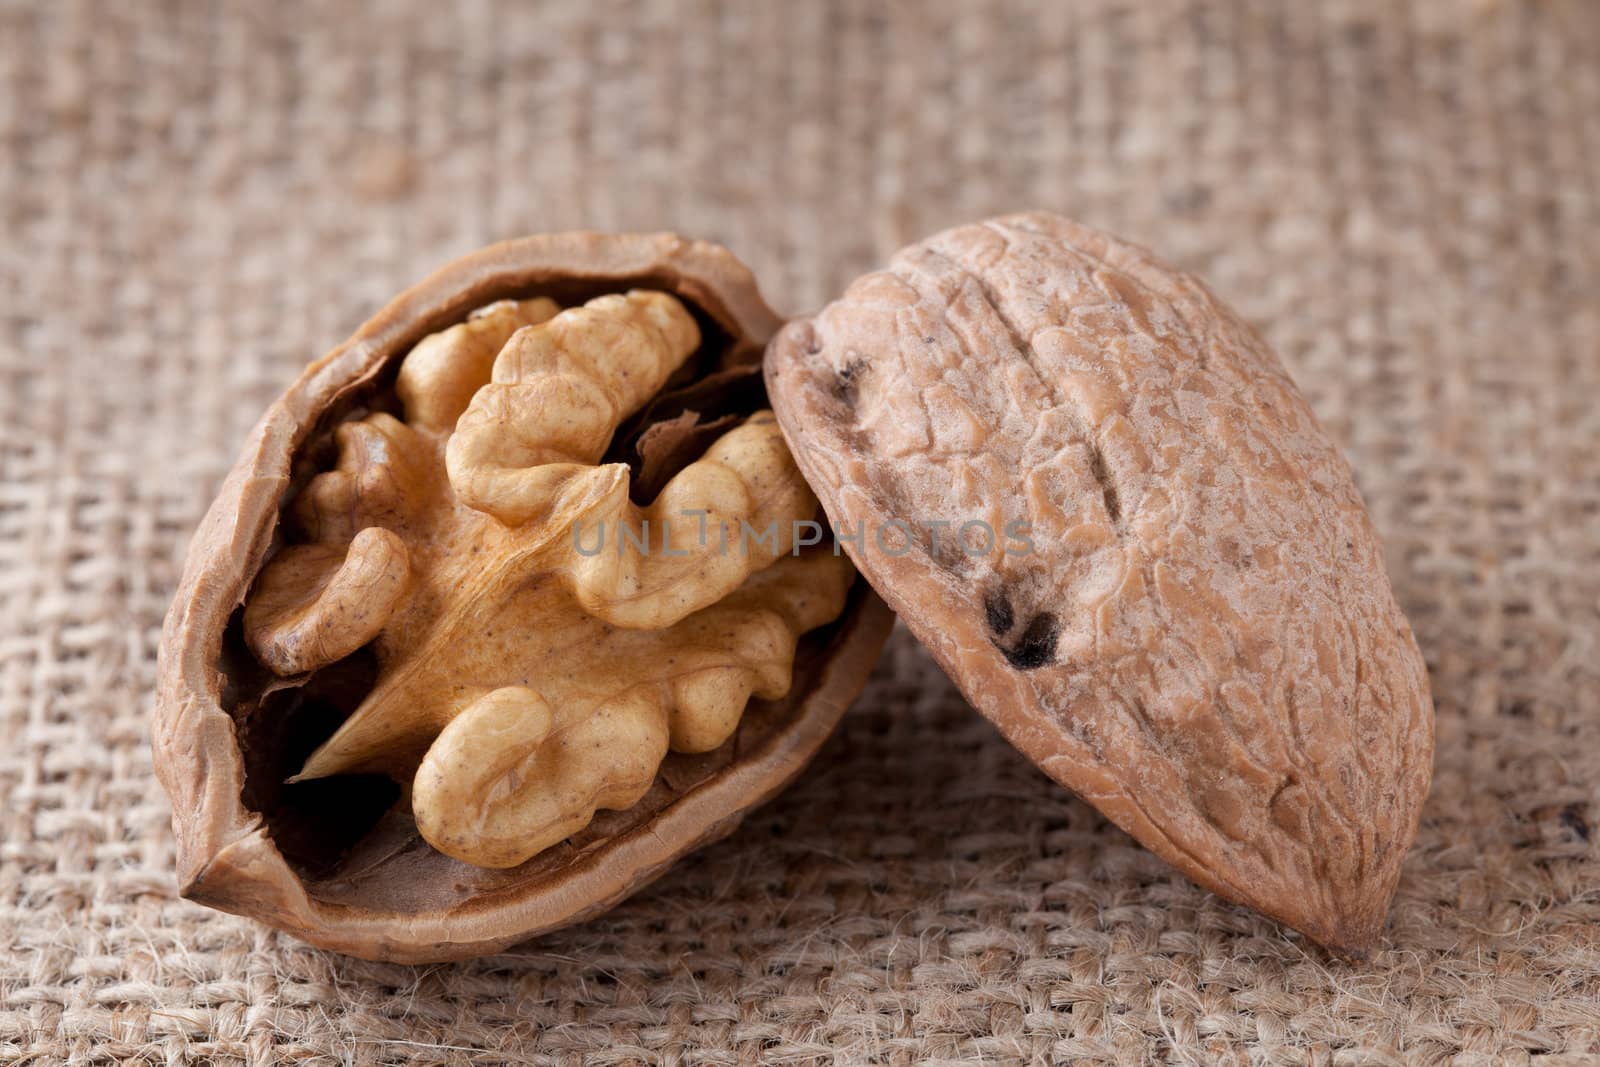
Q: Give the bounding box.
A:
[155,233,893,963]
[764,212,1434,958]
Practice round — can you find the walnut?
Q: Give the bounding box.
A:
[764,212,1434,958]
[155,234,893,962]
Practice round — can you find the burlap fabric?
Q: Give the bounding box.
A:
[3,1,1597,1062]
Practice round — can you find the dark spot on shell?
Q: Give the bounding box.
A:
[995,612,1059,670]
[833,358,866,407]
[984,589,1014,635]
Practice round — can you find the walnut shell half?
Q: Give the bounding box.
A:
[763,212,1434,958]
[155,233,893,963]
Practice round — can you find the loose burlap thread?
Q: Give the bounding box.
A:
[3,1,1598,1063]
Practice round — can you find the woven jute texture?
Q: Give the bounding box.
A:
[3,1,1598,1063]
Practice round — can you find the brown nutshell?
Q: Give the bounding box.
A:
[763,212,1435,957]
[154,232,893,963]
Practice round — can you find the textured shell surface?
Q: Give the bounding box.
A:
[764,212,1434,956]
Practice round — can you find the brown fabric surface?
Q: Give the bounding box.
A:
[2,0,1597,1062]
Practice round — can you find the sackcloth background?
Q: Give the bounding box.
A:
[2,1,1598,1063]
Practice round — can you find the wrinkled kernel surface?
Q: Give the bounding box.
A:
[244,291,852,868]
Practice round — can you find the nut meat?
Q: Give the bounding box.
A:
[764,212,1434,956]
[247,290,851,868]
[155,233,892,962]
